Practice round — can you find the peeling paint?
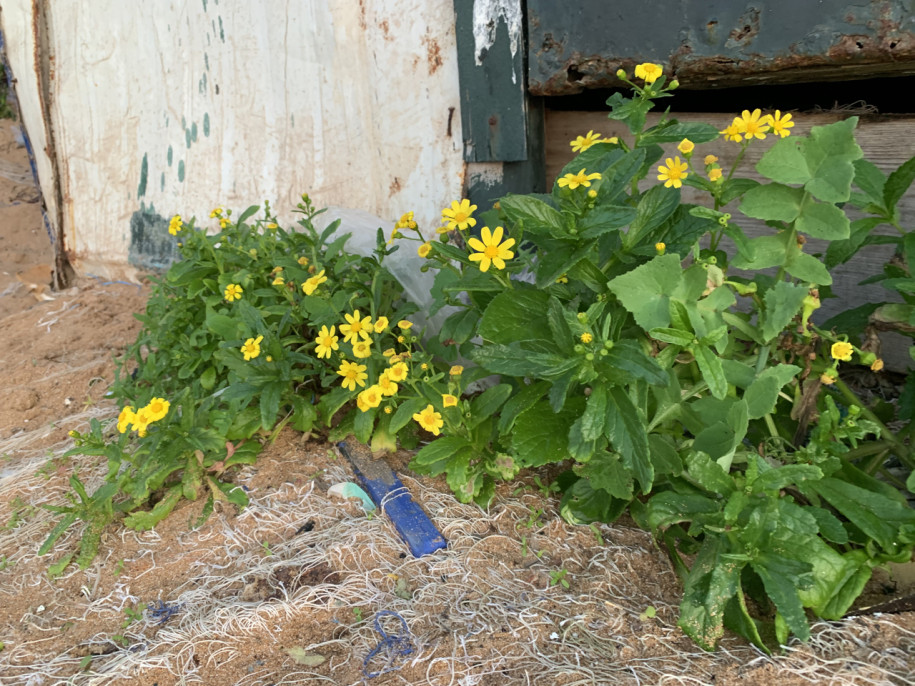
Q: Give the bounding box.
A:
[203,113,210,137]
[167,145,173,166]
[128,207,179,272]
[178,160,185,182]
[137,153,148,197]
[472,0,522,66]
[218,16,225,42]
[160,172,165,191]
[191,122,198,142]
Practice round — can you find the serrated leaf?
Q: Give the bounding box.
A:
[581,386,609,441]
[579,205,637,238]
[500,194,564,235]
[678,535,742,651]
[884,154,915,212]
[605,386,652,493]
[693,345,728,400]
[756,136,809,185]
[650,327,694,346]
[761,281,808,342]
[806,506,849,544]
[390,397,429,434]
[602,340,667,385]
[560,476,628,525]
[744,364,800,419]
[852,158,887,209]
[512,401,574,467]
[410,436,473,469]
[750,552,812,641]
[469,384,513,429]
[470,344,578,379]
[739,183,804,222]
[640,121,720,146]
[581,450,633,500]
[497,381,549,434]
[627,185,680,248]
[478,289,552,344]
[607,254,683,330]
[795,199,850,240]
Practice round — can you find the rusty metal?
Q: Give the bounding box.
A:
[527,0,915,95]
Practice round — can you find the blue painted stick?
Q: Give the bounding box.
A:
[336,439,447,557]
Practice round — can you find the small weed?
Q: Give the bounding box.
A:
[639,605,657,621]
[121,603,147,627]
[113,559,125,577]
[589,523,604,546]
[260,541,273,556]
[0,556,12,571]
[518,508,544,531]
[533,476,559,497]
[352,607,363,622]
[549,568,570,589]
[79,655,92,670]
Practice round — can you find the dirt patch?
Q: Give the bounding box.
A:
[0,123,912,686]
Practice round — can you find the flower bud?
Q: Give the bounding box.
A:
[616,68,627,79]
[573,344,585,354]
[669,80,679,89]
[577,312,588,323]
[585,352,595,361]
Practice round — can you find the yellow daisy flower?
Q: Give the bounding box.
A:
[558,169,602,190]
[418,242,432,258]
[766,110,794,138]
[442,394,458,408]
[677,138,695,155]
[413,404,444,436]
[377,372,399,396]
[387,362,409,383]
[357,385,383,411]
[302,269,328,296]
[337,360,368,391]
[224,283,243,301]
[441,199,478,231]
[117,406,136,434]
[340,310,374,343]
[657,156,689,189]
[314,325,339,359]
[720,120,743,143]
[634,62,663,84]
[168,215,183,235]
[352,340,372,359]
[467,226,516,273]
[570,130,602,153]
[144,397,170,422]
[831,341,854,362]
[241,335,264,361]
[737,109,769,140]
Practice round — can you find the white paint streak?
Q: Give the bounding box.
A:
[472,0,522,67]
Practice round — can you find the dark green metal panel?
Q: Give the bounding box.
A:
[528,0,915,93]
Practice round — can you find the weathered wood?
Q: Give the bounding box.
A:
[545,110,915,369]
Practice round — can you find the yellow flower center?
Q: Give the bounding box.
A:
[485,245,500,259]
[422,414,436,428]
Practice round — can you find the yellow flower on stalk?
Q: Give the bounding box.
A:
[677,138,695,155]
[831,341,854,362]
[395,211,418,230]
[382,347,396,358]
[373,316,389,333]
[398,320,413,331]
[266,222,278,230]
[634,62,663,84]
[871,358,884,372]
[224,283,243,301]
[587,189,598,199]
[384,406,392,414]
[449,365,463,376]
[168,215,183,236]
[357,385,383,411]
[377,372,398,396]
[413,404,444,436]
[418,242,432,258]
[241,335,264,361]
[356,393,370,412]
[737,109,769,140]
[580,333,593,344]
[302,269,327,296]
[340,310,374,343]
[298,256,309,267]
[144,397,170,422]
[441,199,478,231]
[704,154,719,166]
[352,340,372,359]
[272,276,285,286]
[117,406,136,434]
[210,207,224,218]
[709,168,723,181]
[657,157,689,189]
[220,217,231,229]
[442,394,458,408]
[558,169,602,190]
[720,120,743,143]
[820,372,837,385]
[314,325,339,359]
[766,110,794,138]
[655,242,666,254]
[131,408,152,438]
[467,226,516,273]
[570,130,603,153]
[337,360,368,391]
[387,362,409,383]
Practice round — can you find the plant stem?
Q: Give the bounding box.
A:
[834,378,914,470]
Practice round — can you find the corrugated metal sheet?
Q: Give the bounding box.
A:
[1,1,465,280]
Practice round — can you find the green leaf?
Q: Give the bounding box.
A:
[852,158,887,210]
[478,289,552,344]
[560,476,629,525]
[724,584,770,655]
[411,436,473,468]
[751,464,822,493]
[761,281,808,342]
[440,308,481,345]
[806,506,849,544]
[795,199,850,240]
[353,406,375,444]
[606,91,651,134]
[237,204,261,225]
[470,344,578,379]
[884,154,915,212]
[802,117,863,203]
[648,434,682,476]
[647,491,721,531]
[627,185,680,248]
[607,254,683,330]
[497,381,549,434]
[605,387,652,493]
[581,450,634,500]
[579,205,637,239]
[600,148,647,202]
[512,401,574,467]
[536,244,595,289]
[744,364,801,419]
[639,121,720,146]
[679,535,742,651]
[739,183,804,222]
[469,384,513,429]
[581,386,609,441]
[685,451,735,495]
[649,327,694,346]
[206,308,240,340]
[693,345,727,400]
[390,397,429,433]
[750,552,812,641]
[547,297,574,349]
[124,486,183,531]
[602,340,667,385]
[756,136,809,185]
[719,178,760,206]
[785,251,832,285]
[731,234,788,271]
[39,512,78,556]
[500,194,564,235]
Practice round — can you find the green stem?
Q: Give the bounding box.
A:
[833,378,914,470]
[764,413,780,439]
[726,142,749,182]
[860,449,889,477]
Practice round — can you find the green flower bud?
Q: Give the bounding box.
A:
[585,352,595,361]
[574,344,585,354]
[577,312,588,323]
[603,340,614,350]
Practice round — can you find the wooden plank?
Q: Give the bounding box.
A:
[545,110,915,370]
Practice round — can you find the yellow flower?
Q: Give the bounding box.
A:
[397,335,405,343]
[441,199,478,231]
[467,226,516,273]
[657,157,689,189]
[413,404,444,436]
[709,168,723,181]
[655,242,666,254]
[340,310,374,343]
[720,120,743,143]
[831,341,854,362]
[382,348,396,357]
[144,397,170,422]
[248,248,258,258]
[224,283,243,301]
[871,358,884,372]
[302,269,327,296]
[272,276,285,286]
[580,332,593,344]
[220,217,231,229]
[677,138,695,155]
[570,130,603,153]
[384,406,392,414]
[395,211,418,230]
[352,340,372,359]
[377,372,399,396]
[736,109,769,140]
[820,372,837,385]
[241,335,264,361]
[587,189,598,199]
[634,62,663,84]
[357,385,383,411]
[168,215,183,236]
[420,362,428,370]
[556,274,569,284]
[356,393,369,412]
[766,110,794,138]
[314,325,339,359]
[373,316,389,333]
[704,155,719,165]
[601,137,619,144]
[298,256,309,266]
[398,320,413,330]
[442,394,458,408]
[210,207,223,218]
[337,360,368,391]
[266,355,273,362]
[418,242,432,258]
[558,169,602,190]
[387,227,401,245]
[131,408,152,438]
[266,222,278,230]
[387,362,409,383]
[389,354,402,365]
[449,365,463,376]
[117,406,136,434]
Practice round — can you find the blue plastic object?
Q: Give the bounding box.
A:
[362,610,414,679]
[337,440,447,557]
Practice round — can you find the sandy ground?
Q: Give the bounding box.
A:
[0,122,913,686]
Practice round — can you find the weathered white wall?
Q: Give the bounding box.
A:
[2,0,465,279]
